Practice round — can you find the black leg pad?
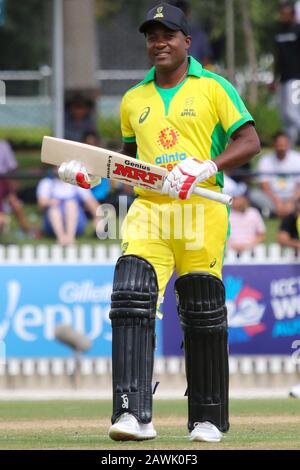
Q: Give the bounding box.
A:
[109,255,158,424]
[175,273,229,432]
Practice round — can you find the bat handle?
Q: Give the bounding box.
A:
[193,187,232,206]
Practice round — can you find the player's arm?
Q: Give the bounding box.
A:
[213,122,261,171]
[162,73,261,200]
[162,123,260,200]
[120,141,137,158]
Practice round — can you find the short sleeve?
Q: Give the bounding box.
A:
[1,141,17,172]
[256,155,272,183]
[120,93,136,143]
[213,76,254,138]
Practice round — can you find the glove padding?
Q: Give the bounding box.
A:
[58,160,101,189]
[161,158,218,200]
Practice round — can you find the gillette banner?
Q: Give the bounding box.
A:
[163,264,300,355]
[1,263,299,357]
[0,265,162,358]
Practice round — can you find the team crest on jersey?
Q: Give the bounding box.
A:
[157,127,179,149]
[181,96,196,117]
[153,6,164,18]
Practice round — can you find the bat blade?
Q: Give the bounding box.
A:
[41,136,167,191]
[41,136,232,205]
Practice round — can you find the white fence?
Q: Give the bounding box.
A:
[1,356,299,378]
[0,242,298,265]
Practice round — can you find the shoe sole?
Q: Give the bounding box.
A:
[109,428,157,442]
[190,436,222,443]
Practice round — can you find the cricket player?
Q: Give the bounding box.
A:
[58,3,260,442]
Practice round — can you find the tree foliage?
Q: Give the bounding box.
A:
[0,0,50,69]
[0,0,285,70]
[96,0,281,66]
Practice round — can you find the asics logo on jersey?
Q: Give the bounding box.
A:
[139,106,151,124]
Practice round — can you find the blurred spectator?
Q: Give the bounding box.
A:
[295,1,300,23]
[223,173,248,197]
[0,139,35,238]
[270,2,300,145]
[64,95,97,142]
[0,140,17,174]
[227,186,266,253]
[173,1,213,67]
[251,132,300,218]
[36,170,100,246]
[277,197,300,250]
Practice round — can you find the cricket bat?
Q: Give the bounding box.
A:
[41,137,232,206]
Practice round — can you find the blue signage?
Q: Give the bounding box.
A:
[162,264,300,355]
[0,265,162,358]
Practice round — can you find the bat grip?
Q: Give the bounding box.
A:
[193,187,232,206]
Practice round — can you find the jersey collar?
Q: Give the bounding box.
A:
[141,56,203,84]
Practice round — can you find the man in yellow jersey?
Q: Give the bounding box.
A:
[58,2,260,442]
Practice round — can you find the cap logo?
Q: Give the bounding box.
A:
[153,6,164,19]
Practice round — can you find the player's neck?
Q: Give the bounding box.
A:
[155,59,189,89]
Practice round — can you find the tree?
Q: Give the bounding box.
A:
[0,0,50,69]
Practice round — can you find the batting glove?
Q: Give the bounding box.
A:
[161,158,218,200]
[58,160,101,189]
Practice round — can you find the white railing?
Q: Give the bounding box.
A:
[0,243,298,265]
[0,356,299,377]
[0,243,121,264]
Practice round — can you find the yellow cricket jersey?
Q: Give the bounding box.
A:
[120,56,254,198]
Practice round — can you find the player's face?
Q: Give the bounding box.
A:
[145,24,191,71]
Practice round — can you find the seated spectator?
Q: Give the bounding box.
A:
[277,198,300,250]
[64,95,96,142]
[251,132,300,218]
[0,139,36,238]
[223,173,248,197]
[37,170,100,246]
[227,186,266,253]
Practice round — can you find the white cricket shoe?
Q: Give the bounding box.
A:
[108,413,157,441]
[289,383,300,398]
[189,421,223,442]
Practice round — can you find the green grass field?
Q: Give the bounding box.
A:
[0,399,299,450]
